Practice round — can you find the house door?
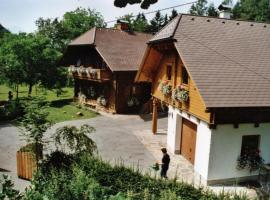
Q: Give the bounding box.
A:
[180,118,197,165]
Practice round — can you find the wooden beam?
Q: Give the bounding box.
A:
[152,98,158,135]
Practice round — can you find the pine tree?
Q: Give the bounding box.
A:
[189,0,208,16]
[169,9,178,20]
[133,13,149,32]
[148,11,164,33]
[163,14,169,27]
[207,3,218,17]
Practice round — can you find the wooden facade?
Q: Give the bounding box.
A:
[67,46,151,114]
[137,42,211,124]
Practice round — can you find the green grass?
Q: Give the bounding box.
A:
[0,84,98,123]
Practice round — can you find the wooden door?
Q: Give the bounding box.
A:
[180,118,197,165]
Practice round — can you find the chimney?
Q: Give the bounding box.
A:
[116,19,130,31]
[218,4,232,19]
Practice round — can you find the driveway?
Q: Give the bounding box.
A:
[0,114,168,192]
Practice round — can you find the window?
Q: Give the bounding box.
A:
[241,135,260,156]
[167,65,172,80]
[182,66,189,85]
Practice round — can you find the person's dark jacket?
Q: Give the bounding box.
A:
[162,153,170,170]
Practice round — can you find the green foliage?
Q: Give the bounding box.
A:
[0,174,22,200]
[0,99,25,121]
[20,97,52,144]
[207,3,219,17]
[169,9,178,21]
[62,8,106,39]
[133,13,149,32]
[25,153,249,200]
[189,0,208,16]
[0,33,62,95]
[232,0,270,22]
[148,11,165,33]
[53,124,97,155]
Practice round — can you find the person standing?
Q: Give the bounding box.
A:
[160,148,170,178]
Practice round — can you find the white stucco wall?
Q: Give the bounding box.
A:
[167,106,212,181]
[208,123,270,181]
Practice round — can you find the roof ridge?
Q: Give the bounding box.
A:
[180,13,270,25]
[96,27,152,36]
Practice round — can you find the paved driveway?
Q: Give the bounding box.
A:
[0,114,168,192]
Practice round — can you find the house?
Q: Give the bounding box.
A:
[135,14,270,185]
[61,21,152,113]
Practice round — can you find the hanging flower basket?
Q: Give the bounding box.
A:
[237,148,264,172]
[172,85,189,102]
[97,96,107,107]
[127,96,140,107]
[159,80,172,96]
[88,69,98,79]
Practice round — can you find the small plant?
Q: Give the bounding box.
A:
[97,96,107,107]
[0,174,23,200]
[172,85,189,102]
[151,163,160,171]
[237,148,264,172]
[159,80,172,96]
[127,96,140,107]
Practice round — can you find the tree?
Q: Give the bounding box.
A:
[0,24,9,38]
[232,0,270,22]
[207,3,219,17]
[114,0,158,9]
[169,9,178,20]
[148,11,165,33]
[0,33,61,96]
[189,0,208,16]
[62,8,106,40]
[133,13,149,32]
[54,124,97,155]
[36,18,68,52]
[20,97,52,167]
[163,14,169,27]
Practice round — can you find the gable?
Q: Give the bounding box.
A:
[174,15,270,108]
[67,28,152,72]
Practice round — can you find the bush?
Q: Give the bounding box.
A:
[25,152,248,200]
[0,100,25,121]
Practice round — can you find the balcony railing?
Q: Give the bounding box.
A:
[69,66,111,81]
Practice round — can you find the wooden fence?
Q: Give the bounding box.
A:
[16,151,37,180]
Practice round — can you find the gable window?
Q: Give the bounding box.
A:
[241,135,260,156]
[182,66,189,85]
[167,65,172,80]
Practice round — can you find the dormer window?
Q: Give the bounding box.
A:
[182,66,189,85]
[167,64,172,80]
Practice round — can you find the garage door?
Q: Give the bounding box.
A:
[180,118,197,165]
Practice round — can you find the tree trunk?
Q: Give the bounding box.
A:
[28,83,33,96]
[16,84,19,99]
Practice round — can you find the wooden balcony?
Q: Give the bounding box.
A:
[69,66,112,82]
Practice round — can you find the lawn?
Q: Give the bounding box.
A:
[0,84,98,123]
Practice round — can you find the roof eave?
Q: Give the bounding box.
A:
[147,37,176,45]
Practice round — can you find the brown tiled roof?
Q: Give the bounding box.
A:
[151,14,270,108]
[149,15,181,42]
[69,28,151,71]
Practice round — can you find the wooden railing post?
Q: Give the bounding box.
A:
[152,98,158,135]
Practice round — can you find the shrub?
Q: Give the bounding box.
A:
[25,152,249,200]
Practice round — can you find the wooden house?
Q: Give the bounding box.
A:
[61,23,152,113]
[136,14,270,185]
